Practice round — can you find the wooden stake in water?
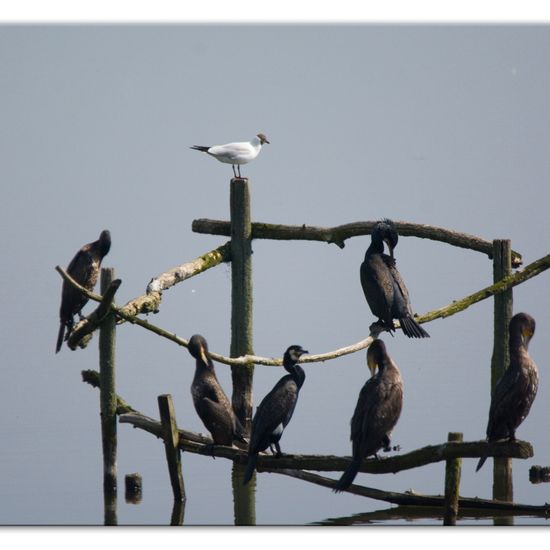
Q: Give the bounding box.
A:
[491,240,513,503]
[229,178,254,434]
[158,394,185,501]
[99,267,117,494]
[443,432,463,526]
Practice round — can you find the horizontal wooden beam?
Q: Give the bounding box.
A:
[192,219,523,266]
[117,407,532,474]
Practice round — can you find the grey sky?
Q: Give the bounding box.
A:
[1,25,549,524]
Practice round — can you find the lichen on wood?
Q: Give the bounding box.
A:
[192,218,523,266]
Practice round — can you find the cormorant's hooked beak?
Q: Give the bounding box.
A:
[367,355,378,378]
[385,238,395,260]
[522,327,534,348]
[199,345,209,365]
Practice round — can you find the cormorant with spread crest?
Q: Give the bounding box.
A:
[243,345,308,485]
[334,339,403,492]
[360,219,429,338]
[55,229,111,353]
[476,312,538,472]
[187,334,247,451]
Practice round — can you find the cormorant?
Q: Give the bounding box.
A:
[360,218,429,338]
[187,334,247,451]
[243,345,308,485]
[56,229,111,353]
[334,339,403,492]
[476,312,538,472]
[190,133,270,178]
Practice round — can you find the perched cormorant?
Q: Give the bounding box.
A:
[190,133,270,178]
[243,345,308,485]
[334,339,403,492]
[360,219,429,338]
[476,312,538,472]
[55,229,111,353]
[187,334,247,450]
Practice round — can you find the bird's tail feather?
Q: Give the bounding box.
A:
[190,145,210,152]
[243,454,258,486]
[56,323,65,354]
[400,316,430,338]
[475,455,488,472]
[333,459,361,493]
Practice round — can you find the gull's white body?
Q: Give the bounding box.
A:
[191,133,269,178]
[207,136,263,165]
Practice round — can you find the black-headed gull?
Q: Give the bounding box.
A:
[190,133,270,178]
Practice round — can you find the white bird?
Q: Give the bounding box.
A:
[190,133,270,178]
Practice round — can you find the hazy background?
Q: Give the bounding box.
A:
[1,24,549,525]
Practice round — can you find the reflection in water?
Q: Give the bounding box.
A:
[312,505,545,526]
[232,463,256,525]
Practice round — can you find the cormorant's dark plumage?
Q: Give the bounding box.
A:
[334,339,403,492]
[360,219,429,338]
[188,334,246,448]
[476,313,538,472]
[243,345,308,485]
[56,230,111,353]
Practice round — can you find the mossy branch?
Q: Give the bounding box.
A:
[192,219,522,266]
[65,279,121,350]
[416,252,550,324]
[59,252,550,365]
[120,241,231,317]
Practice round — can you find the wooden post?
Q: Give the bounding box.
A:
[491,240,513,503]
[229,178,254,433]
[232,463,257,526]
[99,267,117,495]
[103,490,117,526]
[443,432,463,526]
[229,178,256,525]
[170,499,185,526]
[158,394,185,501]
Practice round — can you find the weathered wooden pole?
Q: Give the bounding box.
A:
[158,394,185,502]
[231,462,257,526]
[491,240,513,503]
[443,432,463,526]
[99,267,117,495]
[229,177,256,524]
[229,177,254,432]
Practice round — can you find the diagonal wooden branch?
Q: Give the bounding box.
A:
[192,219,523,266]
[269,469,550,514]
[121,241,232,318]
[58,252,550,365]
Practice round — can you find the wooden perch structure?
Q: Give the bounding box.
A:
[192,219,523,266]
[58,252,550,365]
[121,242,232,318]
[269,469,550,515]
[83,373,541,514]
[109,387,533,474]
[66,277,121,351]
